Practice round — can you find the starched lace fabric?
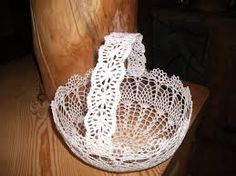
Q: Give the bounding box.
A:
[51,32,192,172]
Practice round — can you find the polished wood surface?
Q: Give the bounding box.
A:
[30,0,137,99]
[0,56,209,176]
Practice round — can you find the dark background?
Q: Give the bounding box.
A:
[0,0,32,64]
[138,0,236,175]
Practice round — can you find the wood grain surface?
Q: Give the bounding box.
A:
[30,0,137,99]
[0,56,209,176]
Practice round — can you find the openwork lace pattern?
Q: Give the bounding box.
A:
[51,32,192,172]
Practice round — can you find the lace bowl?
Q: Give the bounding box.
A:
[51,33,192,172]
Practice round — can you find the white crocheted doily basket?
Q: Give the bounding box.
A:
[51,32,192,172]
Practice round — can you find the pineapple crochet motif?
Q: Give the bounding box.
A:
[51,32,192,172]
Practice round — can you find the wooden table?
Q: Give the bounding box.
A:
[0,56,209,176]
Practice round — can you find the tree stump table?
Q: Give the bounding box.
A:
[0,56,209,176]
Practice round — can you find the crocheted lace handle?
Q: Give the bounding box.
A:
[84,33,146,146]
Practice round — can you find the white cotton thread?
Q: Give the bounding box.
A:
[51,32,192,172]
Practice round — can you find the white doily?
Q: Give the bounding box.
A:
[51,32,192,172]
